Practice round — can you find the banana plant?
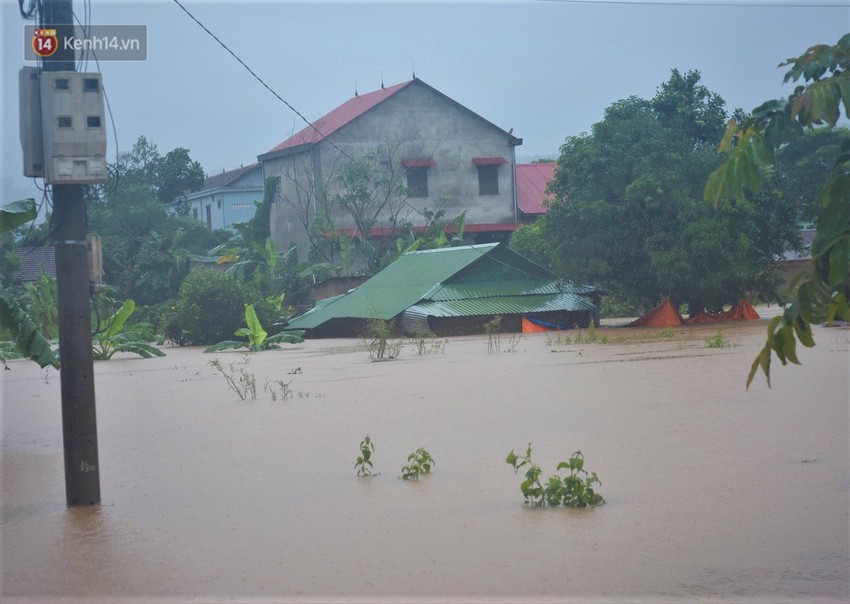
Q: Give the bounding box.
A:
[204,304,304,353]
[0,198,60,369]
[91,299,165,360]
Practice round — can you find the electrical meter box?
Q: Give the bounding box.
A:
[39,71,108,184]
[19,67,45,177]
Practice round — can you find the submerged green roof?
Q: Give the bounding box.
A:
[286,243,595,331]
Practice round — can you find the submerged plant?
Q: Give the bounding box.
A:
[355,436,376,477]
[401,447,435,480]
[365,316,402,360]
[485,315,503,352]
[91,299,165,360]
[705,330,730,348]
[205,304,304,353]
[208,357,257,400]
[507,444,604,508]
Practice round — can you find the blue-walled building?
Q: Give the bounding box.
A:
[184,163,263,231]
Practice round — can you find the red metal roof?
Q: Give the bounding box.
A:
[516,162,556,215]
[264,81,414,154]
[472,156,507,165]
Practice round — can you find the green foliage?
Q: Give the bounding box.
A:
[0,287,59,369]
[365,316,402,360]
[22,275,57,339]
[166,270,258,346]
[702,35,850,387]
[506,444,604,508]
[704,330,730,348]
[484,315,503,352]
[0,198,37,232]
[355,436,376,477]
[91,299,165,360]
[657,327,676,339]
[545,70,798,313]
[86,137,225,306]
[0,199,58,369]
[412,332,448,355]
[204,303,304,352]
[509,221,552,269]
[401,447,435,480]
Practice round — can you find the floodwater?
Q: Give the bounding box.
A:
[2,319,848,603]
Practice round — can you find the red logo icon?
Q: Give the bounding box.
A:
[32,29,58,57]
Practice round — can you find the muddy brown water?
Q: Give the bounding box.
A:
[2,320,848,602]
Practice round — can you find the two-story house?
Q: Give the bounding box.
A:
[258,78,531,263]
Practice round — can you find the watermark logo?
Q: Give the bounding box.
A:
[25,25,147,61]
[32,28,58,57]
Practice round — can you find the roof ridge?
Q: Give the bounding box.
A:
[264,80,415,155]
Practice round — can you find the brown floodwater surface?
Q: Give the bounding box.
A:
[2,319,848,602]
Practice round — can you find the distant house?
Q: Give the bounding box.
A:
[12,247,55,283]
[259,79,531,261]
[285,242,598,338]
[516,162,556,220]
[183,163,263,231]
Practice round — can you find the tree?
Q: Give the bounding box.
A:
[538,71,799,314]
[774,127,850,224]
[86,136,227,306]
[704,34,850,387]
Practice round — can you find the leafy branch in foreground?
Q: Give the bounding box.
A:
[704,34,850,388]
[506,444,604,508]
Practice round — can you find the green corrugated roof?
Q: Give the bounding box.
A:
[287,244,499,329]
[286,243,596,331]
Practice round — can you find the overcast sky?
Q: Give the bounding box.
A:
[2,0,848,208]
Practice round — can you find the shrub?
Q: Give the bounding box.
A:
[166,270,259,346]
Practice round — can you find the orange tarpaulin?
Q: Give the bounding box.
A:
[521,316,574,332]
[627,298,685,328]
[628,298,760,328]
[684,299,760,324]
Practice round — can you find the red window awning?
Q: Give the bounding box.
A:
[403,158,435,167]
[473,156,507,165]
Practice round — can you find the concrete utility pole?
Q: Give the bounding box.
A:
[41,0,102,506]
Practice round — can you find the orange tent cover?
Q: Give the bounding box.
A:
[685,299,760,324]
[627,298,685,328]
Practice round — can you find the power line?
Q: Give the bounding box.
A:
[171,0,355,162]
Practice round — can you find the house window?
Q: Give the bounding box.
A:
[205,205,212,230]
[216,198,222,209]
[477,164,499,195]
[473,157,506,196]
[193,208,198,220]
[406,167,428,198]
[403,159,434,199]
